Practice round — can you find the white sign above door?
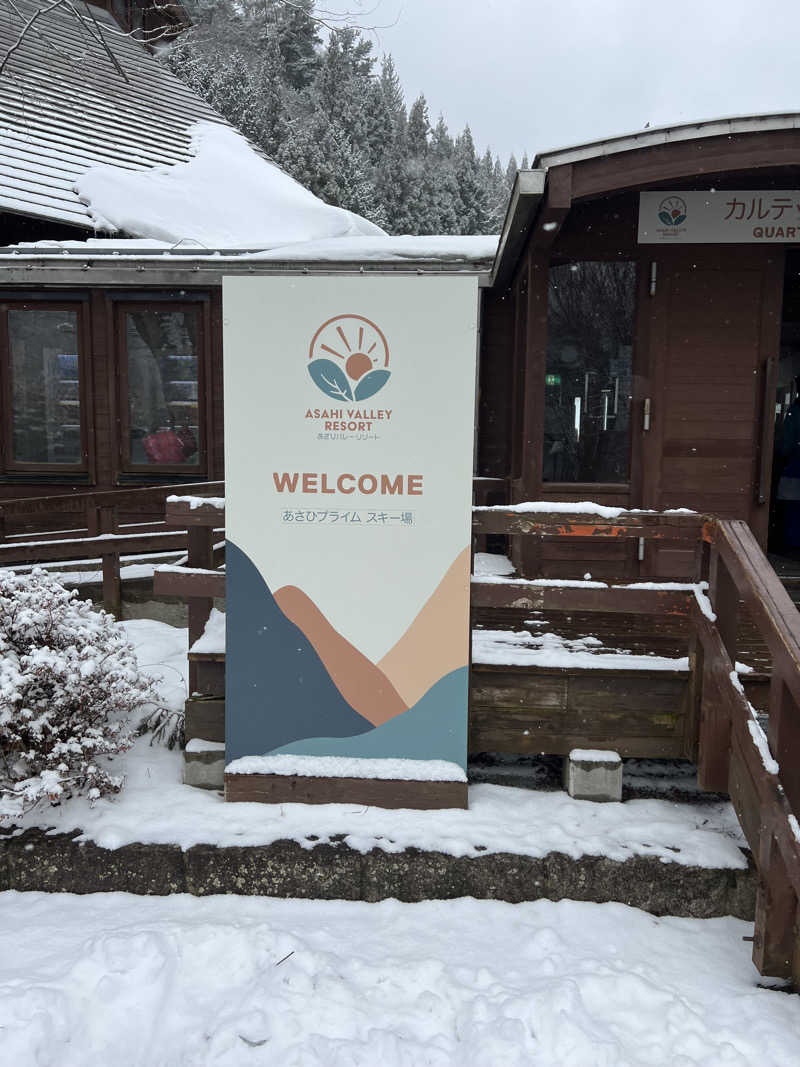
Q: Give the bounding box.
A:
[638,190,800,243]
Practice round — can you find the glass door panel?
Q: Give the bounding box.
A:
[543,261,636,483]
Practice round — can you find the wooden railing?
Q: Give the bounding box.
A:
[692,518,800,981]
[470,505,800,982]
[0,482,224,615]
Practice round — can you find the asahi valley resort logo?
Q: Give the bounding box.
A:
[308,314,391,402]
[657,195,688,227]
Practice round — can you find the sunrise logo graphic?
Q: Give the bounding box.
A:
[308,314,391,402]
[658,195,687,227]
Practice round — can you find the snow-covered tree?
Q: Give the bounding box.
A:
[164,2,516,235]
[0,570,158,821]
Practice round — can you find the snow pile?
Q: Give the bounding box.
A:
[166,494,225,510]
[247,234,498,261]
[189,607,225,655]
[1,893,798,1066]
[472,628,690,671]
[226,754,467,782]
[75,122,385,247]
[473,551,515,577]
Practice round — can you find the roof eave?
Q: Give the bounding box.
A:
[533,112,800,171]
[489,169,546,291]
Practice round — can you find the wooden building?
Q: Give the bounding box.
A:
[4,4,800,575]
[0,0,496,519]
[478,115,800,578]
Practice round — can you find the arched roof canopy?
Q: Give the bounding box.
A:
[491,114,800,290]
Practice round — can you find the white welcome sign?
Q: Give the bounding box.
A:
[638,190,800,243]
[222,274,478,805]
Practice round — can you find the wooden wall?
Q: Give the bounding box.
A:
[478,172,796,579]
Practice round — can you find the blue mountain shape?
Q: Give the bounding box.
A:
[225,540,373,761]
[266,666,469,770]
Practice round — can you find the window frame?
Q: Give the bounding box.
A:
[115,298,209,477]
[0,297,91,474]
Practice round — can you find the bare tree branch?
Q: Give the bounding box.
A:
[0,0,400,82]
[78,0,129,82]
[0,0,69,77]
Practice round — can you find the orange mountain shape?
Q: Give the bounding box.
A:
[378,546,471,708]
[273,585,408,727]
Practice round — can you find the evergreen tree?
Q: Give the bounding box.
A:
[454,126,488,234]
[164,3,509,236]
[505,153,518,190]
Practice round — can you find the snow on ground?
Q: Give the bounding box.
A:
[1,618,747,866]
[120,618,189,714]
[75,121,384,247]
[0,892,797,1067]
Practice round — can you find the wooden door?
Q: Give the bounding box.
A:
[641,247,783,576]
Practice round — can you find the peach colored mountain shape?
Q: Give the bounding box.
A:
[273,585,408,727]
[378,546,471,708]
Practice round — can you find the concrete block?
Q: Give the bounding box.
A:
[563,748,622,802]
[183,740,225,790]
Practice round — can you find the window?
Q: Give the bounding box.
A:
[543,261,636,484]
[3,305,85,468]
[120,306,202,471]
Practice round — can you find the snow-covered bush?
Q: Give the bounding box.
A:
[0,569,158,821]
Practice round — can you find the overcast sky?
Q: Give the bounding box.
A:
[346,0,800,163]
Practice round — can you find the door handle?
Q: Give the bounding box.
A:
[643,397,651,432]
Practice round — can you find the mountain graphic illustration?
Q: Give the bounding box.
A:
[273,585,408,726]
[377,546,471,707]
[268,666,469,768]
[225,540,373,761]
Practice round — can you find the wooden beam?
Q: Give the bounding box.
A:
[0,481,224,519]
[472,508,704,539]
[225,773,468,810]
[0,529,187,565]
[165,499,225,528]
[470,578,691,616]
[529,164,572,251]
[569,129,800,202]
[153,567,225,599]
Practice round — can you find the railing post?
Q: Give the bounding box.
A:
[753,827,799,980]
[767,674,800,823]
[709,548,738,664]
[97,505,121,618]
[697,544,737,791]
[685,530,711,760]
[187,524,214,695]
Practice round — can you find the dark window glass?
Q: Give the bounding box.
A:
[543,261,636,483]
[126,309,200,467]
[9,309,81,465]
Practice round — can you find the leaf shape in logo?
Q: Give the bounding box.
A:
[673,213,686,226]
[308,358,353,402]
[658,210,673,226]
[354,368,391,401]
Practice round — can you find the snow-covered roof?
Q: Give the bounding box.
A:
[533,111,800,170]
[0,1,380,245]
[1,234,498,264]
[0,1,230,230]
